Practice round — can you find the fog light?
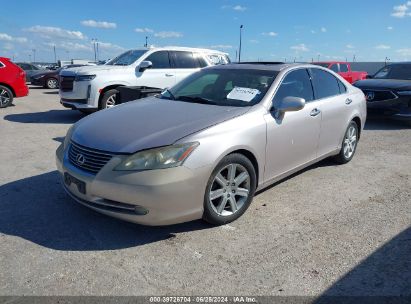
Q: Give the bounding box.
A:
[134,206,149,215]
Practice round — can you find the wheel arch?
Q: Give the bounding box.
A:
[227,149,260,186]
[351,116,362,139]
[98,84,125,107]
[0,82,16,97]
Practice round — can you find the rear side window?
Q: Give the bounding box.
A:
[194,53,208,68]
[172,51,199,69]
[310,68,341,99]
[340,64,349,72]
[145,51,171,69]
[337,79,347,93]
[0,61,4,68]
[330,64,339,73]
[273,69,314,103]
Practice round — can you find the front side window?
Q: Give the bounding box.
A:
[330,64,339,73]
[340,64,349,72]
[145,51,171,69]
[105,50,148,66]
[310,68,341,99]
[273,69,314,103]
[161,68,278,107]
[172,51,198,69]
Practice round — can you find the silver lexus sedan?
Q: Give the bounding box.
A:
[56,63,366,226]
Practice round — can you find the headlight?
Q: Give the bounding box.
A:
[114,142,199,171]
[397,91,411,96]
[75,75,96,81]
[63,125,74,150]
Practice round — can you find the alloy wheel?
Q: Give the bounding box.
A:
[208,163,251,216]
[343,125,357,159]
[105,95,116,108]
[47,78,58,89]
[0,89,11,107]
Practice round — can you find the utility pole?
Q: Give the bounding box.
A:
[53,45,57,63]
[144,36,148,47]
[317,54,320,62]
[238,25,243,62]
[96,41,99,61]
[28,54,31,62]
[32,49,36,63]
[91,38,98,62]
[353,54,356,62]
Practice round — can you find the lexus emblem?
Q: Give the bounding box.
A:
[366,91,375,101]
[76,154,86,165]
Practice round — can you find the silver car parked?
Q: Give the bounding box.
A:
[56,63,366,226]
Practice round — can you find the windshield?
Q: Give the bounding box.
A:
[106,50,148,66]
[159,68,278,107]
[373,64,411,80]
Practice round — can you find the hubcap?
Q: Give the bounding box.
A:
[209,163,250,216]
[343,125,357,159]
[0,89,10,107]
[105,94,116,108]
[47,79,57,89]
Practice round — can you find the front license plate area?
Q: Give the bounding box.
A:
[64,172,86,194]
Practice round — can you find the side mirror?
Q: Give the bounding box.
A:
[272,96,305,118]
[137,61,153,72]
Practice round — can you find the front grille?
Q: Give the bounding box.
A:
[363,90,397,102]
[68,141,114,174]
[60,76,75,92]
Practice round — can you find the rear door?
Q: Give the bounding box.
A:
[309,68,351,157]
[170,51,202,84]
[136,51,176,88]
[264,68,322,182]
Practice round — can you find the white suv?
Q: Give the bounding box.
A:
[59,46,230,112]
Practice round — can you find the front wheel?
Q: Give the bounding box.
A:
[99,89,118,109]
[0,86,13,108]
[334,121,359,164]
[203,153,256,225]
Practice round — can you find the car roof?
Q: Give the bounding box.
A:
[131,46,229,55]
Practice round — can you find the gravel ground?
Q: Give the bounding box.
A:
[0,87,410,296]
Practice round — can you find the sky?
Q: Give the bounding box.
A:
[1,0,411,63]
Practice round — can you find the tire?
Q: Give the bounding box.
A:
[0,85,13,108]
[99,89,119,110]
[45,77,58,89]
[334,121,359,164]
[203,153,257,225]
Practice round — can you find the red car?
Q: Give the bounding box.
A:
[313,61,368,84]
[0,57,29,108]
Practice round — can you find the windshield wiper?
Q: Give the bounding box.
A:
[177,96,215,105]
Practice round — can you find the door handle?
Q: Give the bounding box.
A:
[165,74,174,77]
[310,108,321,117]
[345,98,353,105]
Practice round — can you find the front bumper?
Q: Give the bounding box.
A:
[366,95,411,121]
[55,143,210,226]
[30,77,45,86]
[59,80,98,109]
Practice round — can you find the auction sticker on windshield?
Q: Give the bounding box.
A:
[227,87,261,102]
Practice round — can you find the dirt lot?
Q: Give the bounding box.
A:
[0,87,410,297]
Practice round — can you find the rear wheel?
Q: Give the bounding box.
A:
[203,153,256,225]
[0,86,13,108]
[45,77,58,89]
[334,121,359,164]
[99,89,119,109]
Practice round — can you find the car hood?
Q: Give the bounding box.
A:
[62,65,127,75]
[71,97,250,153]
[354,79,411,91]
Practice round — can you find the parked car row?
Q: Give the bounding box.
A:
[30,64,91,89]
[312,61,368,84]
